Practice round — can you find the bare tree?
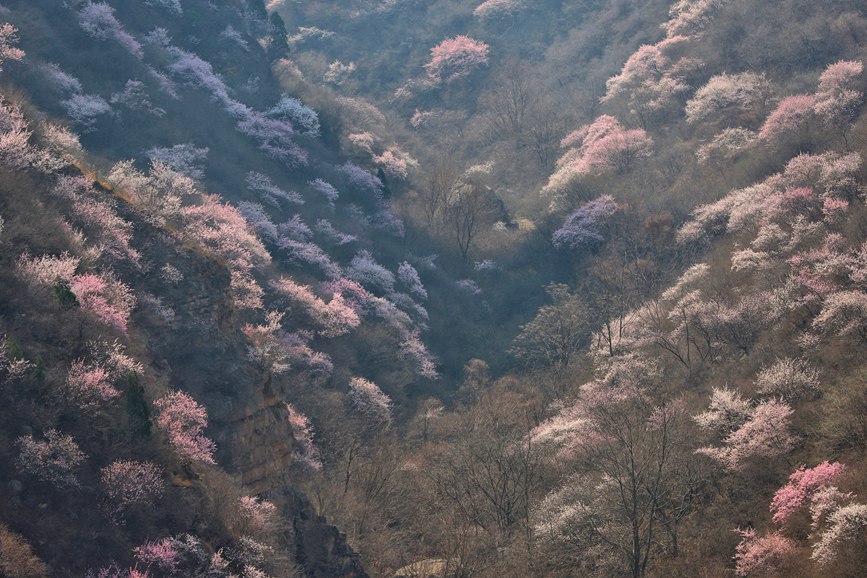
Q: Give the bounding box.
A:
[444,184,503,263]
[510,284,591,371]
[420,155,462,228]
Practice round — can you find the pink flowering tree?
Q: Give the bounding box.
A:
[602,37,700,125]
[733,528,798,577]
[347,377,393,424]
[51,175,140,266]
[813,60,863,144]
[270,277,360,338]
[811,503,867,566]
[812,290,867,343]
[754,358,821,403]
[663,0,729,38]
[372,146,418,181]
[397,262,427,300]
[531,359,693,576]
[693,386,752,438]
[399,331,439,379]
[545,116,652,202]
[347,250,396,294]
[340,161,383,196]
[308,178,339,206]
[145,144,208,180]
[70,273,136,333]
[133,538,178,574]
[267,96,320,137]
[0,335,33,384]
[77,2,143,59]
[0,23,24,70]
[0,97,35,170]
[100,460,165,523]
[758,94,816,144]
[16,252,79,290]
[685,72,772,127]
[696,400,796,470]
[552,195,618,249]
[239,495,277,532]
[246,171,304,206]
[243,311,292,374]
[315,219,357,246]
[770,461,846,528]
[181,194,270,311]
[286,403,321,470]
[424,36,490,85]
[474,0,525,20]
[16,430,86,488]
[153,391,217,464]
[65,359,120,409]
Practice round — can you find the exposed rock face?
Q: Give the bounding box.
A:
[147,246,366,577]
[284,488,369,578]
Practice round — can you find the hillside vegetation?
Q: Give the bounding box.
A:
[0,0,867,577]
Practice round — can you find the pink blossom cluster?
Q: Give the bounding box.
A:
[346,250,396,294]
[0,96,35,169]
[70,273,136,333]
[77,3,142,59]
[243,313,334,376]
[811,503,867,565]
[759,60,863,144]
[424,36,489,85]
[246,171,304,206]
[0,334,33,383]
[0,23,24,70]
[181,194,270,311]
[16,430,86,488]
[696,399,795,470]
[373,147,415,180]
[243,311,292,374]
[239,495,277,531]
[663,0,730,38]
[315,219,357,246]
[602,36,699,115]
[133,538,178,573]
[165,46,307,166]
[16,252,80,287]
[754,358,821,402]
[111,80,166,117]
[399,331,438,379]
[51,175,141,266]
[770,461,846,526]
[814,60,863,133]
[308,178,339,205]
[348,132,376,154]
[397,262,427,300]
[286,403,321,470]
[685,72,771,125]
[65,358,119,409]
[473,0,524,20]
[758,94,816,142]
[271,276,360,338]
[153,391,217,464]
[348,377,392,422]
[552,195,618,249]
[100,460,165,522]
[276,237,341,278]
[340,161,383,195]
[734,528,797,577]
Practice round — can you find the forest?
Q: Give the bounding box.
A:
[0,0,866,577]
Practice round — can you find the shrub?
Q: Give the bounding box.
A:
[16,430,86,488]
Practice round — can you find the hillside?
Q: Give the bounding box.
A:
[1,0,867,577]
